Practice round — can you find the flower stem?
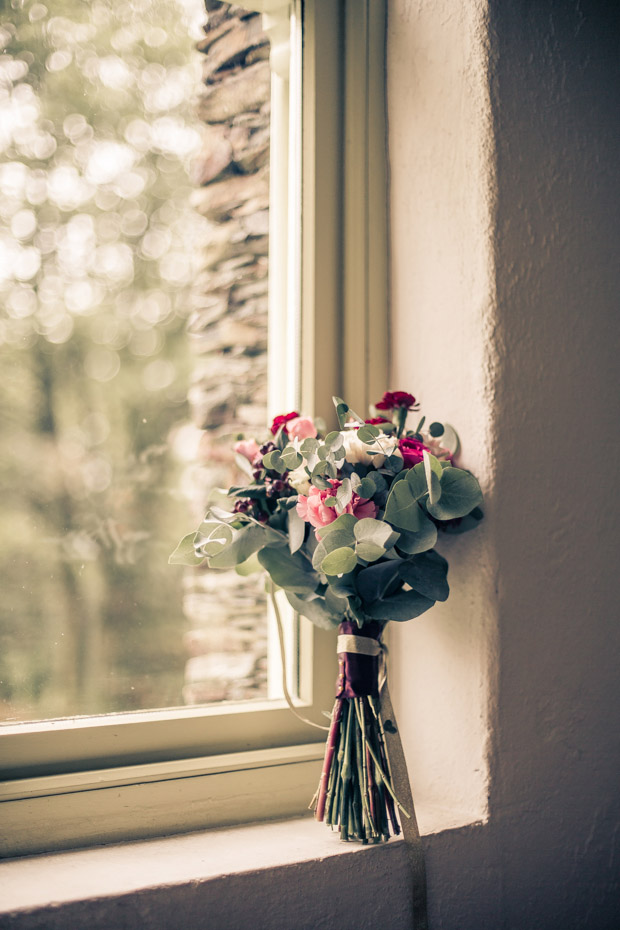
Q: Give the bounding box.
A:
[315,697,344,822]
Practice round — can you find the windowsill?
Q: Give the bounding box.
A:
[0,816,416,930]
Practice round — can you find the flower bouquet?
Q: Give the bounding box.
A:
[171,390,483,843]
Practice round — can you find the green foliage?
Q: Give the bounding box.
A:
[170,389,485,643]
[168,532,205,567]
[364,588,435,622]
[426,467,483,520]
[321,546,358,575]
[398,550,449,602]
[284,592,341,630]
[257,546,319,594]
[353,518,399,562]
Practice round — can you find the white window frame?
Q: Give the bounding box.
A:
[0,0,388,857]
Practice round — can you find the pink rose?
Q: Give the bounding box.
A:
[296,481,378,535]
[287,416,318,441]
[398,437,429,467]
[234,438,260,462]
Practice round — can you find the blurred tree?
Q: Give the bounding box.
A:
[0,0,207,719]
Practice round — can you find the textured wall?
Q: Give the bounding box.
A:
[182,1,271,704]
[388,0,620,927]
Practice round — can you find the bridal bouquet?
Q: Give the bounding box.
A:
[172,390,483,843]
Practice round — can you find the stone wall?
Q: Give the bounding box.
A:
[182,1,271,705]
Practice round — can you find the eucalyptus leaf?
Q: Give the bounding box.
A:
[320,514,358,536]
[208,524,269,570]
[262,450,287,474]
[358,476,376,499]
[436,506,484,534]
[300,438,320,454]
[312,520,357,570]
[384,479,428,532]
[395,513,438,554]
[355,560,401,603]
[336,477,353,510]
[355,541,386,562]
[406,463,429,498]
[196,520,235,557]
[333,396,364,425]
[385,454,404,473]
[234,452,254,477]
[235,552,263,576]
[325,431,344,450]
[357,425,380,443]
[321,546,358,575]
[423,451,442,506]
[324,586,349,618]
[427,467,483,520]
[257,546,319,594]
[347,595,368,627]
[354,518,400,550]
[325,570,357,598]
[281,446,303,470]
[365,588,435,622]
[287,507,306,554]
[335,402,350,429]
[169,532,205,566]
[365,471,387,494]
[285,592,341,630]
[208,505,237,524]
[399,550,449,601]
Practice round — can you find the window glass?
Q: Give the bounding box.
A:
[0,0,276,723]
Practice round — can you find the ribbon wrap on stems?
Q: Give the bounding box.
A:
[312,618,429,929]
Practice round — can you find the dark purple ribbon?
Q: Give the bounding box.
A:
[335,620,383,699]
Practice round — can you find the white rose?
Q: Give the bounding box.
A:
[342,430,399,469]
[288,464,311,495]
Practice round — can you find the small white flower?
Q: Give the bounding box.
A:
[342,430,398,469]
[288,464,311,495]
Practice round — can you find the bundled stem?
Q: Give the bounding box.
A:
[312,693,408,843]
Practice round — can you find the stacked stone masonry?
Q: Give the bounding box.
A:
[183,1,271,705]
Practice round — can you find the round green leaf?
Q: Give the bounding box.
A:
[427,467,483,520]
[321,546,358,575]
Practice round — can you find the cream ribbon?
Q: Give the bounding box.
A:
[336,634,381,656]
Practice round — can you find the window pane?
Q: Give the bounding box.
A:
[0,0,278,722]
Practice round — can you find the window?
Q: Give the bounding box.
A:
[0,0,388,856]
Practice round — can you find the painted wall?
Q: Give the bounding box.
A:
[388,0,620,927]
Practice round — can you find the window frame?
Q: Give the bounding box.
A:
[0,0,388,857]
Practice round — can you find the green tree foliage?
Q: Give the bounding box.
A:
[0,0,206,719]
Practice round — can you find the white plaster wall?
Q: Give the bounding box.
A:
[388,0,620,927]
[387,0,498,832]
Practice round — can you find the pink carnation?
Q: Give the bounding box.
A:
[296,481,378,535]
[234,438,260,462]
[398,437,429,467]
[287,416,318,441]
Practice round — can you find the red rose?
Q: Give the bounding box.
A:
[270,411,300,436]
[375,391,418,411]
[364,416,391,425]
[398,437,429,467]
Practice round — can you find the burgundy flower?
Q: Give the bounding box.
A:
[270,410,300,436]
[398,436,429,467]
[375,391,418,411]
[364,416,391,426]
